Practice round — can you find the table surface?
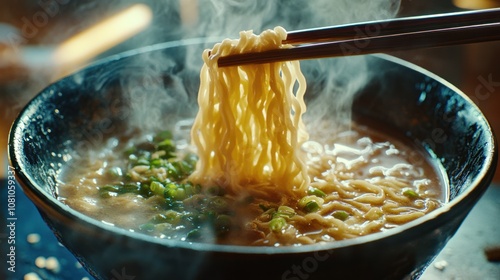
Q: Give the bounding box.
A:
[1,179,499,280]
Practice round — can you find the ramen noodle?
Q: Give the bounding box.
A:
[190,26,308,198]
[57,27,445,246]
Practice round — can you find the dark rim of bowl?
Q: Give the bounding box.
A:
[8,39,498,255]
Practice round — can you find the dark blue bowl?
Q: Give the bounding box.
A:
[9,40,497,280]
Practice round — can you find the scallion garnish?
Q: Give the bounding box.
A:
[307,187,326,198]
[332,210,349,221]
[269,217,287,232]
[298,195,324,213]
[403,189,420,199]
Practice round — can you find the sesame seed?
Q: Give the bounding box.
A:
[34,256,46,268]
[45,256,61,273]
[24,272,42,280]
[27,233,41,244]
[433,260,448,271]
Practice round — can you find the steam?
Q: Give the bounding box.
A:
[122,0,401,135]
[8,0,402,132]
[190,0,400,37]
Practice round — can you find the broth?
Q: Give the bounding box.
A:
[57,120,446,246]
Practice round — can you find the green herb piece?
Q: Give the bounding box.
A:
[269,217,287,232]
[99,191,118,198]
[100,185,121,192]
[403,189,420,199]
[332,210,349,221]
[121,183,142,193]
[307,187,326,198]
[150,181,166,197]
[157,139,176,157]
[150,158,165,168]
[173,188,186,200]
[183,184,195,196]
[153,130,173,143]
[138,223,155,232]
[273,206,295,219]
[303,201,320,213]
[106,167,123,178]
[298,195,324,212]
[135,157,150,166]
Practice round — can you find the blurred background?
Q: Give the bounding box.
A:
[0,0,499,279]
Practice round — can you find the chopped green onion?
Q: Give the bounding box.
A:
[135,158,150,166]
[150,158,165,168]
[99,191,118,198]
[121,183,141,193]
[165,188,178,199]
[303,201,320,213]
[184,184,195,196]
[269,217,287,232]
[100,185,121,192]
[165,163,180,179]
[332,211,349,221]
[106,167,123,178]
[298,195,324,212]
[307,187,326,198]
[154,130,173,143]
[173,188,186,200]
[150,181,165,196]
[138,223,155,232]
[403,189,420,199]
[273,205,295,219]
[157,139,176,157]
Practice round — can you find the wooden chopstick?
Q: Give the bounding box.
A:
[284,8,500,44]
[218,8,500,67]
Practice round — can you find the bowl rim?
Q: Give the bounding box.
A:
[8,39,498,255]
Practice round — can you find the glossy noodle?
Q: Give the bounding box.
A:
[189,26,309,197]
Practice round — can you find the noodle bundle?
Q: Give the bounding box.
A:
[189,27,309,197]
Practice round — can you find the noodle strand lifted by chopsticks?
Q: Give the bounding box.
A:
[189,27,309,197]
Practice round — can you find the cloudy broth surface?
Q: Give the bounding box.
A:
[57,120,446,246]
